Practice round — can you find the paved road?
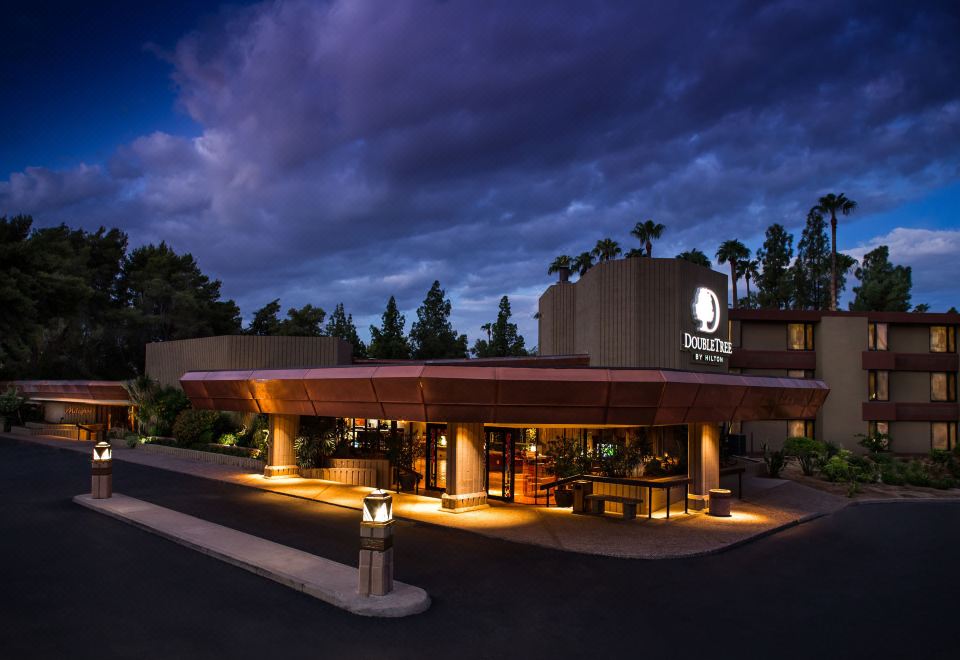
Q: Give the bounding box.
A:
[1,437,957,659]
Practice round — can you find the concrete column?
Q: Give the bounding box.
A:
[440,422,489,512]
[264,414,300,478]
[687,422,720,511]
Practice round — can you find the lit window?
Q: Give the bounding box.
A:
[930,326,957,353]
[788,369,815,379]
[868,371,889,401]
[868,421,889,437]
[788,323,814,351]
[868,323,888,351]
[788,420,815,438]
[931,422,957,451]
[931,372,957,402]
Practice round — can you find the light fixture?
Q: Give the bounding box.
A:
[93,441,112,462]
[362,489,394,524]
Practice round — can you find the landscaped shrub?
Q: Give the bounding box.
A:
[172,409,222,447]
[903,460,932,488]
[124,434,140,449]
[783,436,825,476]
[204,444,262,459]
[856,431,891,453]
[822,454,852,482]
[762,443,788,478]
[217,432,237,446]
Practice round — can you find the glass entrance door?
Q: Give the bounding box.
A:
[485,428,515,501]
[425,424,446,491]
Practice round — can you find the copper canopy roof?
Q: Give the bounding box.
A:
[9,380,131,405]
[181,366,828,425]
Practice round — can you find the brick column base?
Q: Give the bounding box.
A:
[264,465,300,478]
[440,491,489,513]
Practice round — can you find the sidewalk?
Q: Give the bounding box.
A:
[7,432,849,559]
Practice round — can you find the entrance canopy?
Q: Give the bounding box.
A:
[181,366,828,425]
[6,380,131,406]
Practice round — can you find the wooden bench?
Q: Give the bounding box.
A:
[585,494,643,520]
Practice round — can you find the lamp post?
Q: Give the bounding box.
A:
[91,441,113,499]
[358,489,394,597]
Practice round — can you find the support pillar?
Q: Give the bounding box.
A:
[440,422,489,512]
[687,422,720,511]
[264,414,300,478]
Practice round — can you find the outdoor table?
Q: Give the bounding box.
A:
[631,475,692,519]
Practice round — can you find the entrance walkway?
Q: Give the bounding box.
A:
[7,432,848,559]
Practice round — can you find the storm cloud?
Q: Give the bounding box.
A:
[2,0,959,342]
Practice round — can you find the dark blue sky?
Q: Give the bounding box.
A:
[2,0,959,344]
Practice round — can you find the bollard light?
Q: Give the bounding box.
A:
[358,489,395,597]
[93,441,112,462]
[362,489,393,524]
[91,441,113,499]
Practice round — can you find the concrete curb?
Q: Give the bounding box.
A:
[73,493,430,618]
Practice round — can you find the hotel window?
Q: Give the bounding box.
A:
[930,372,957,402]
[788,420,815,438]
[867,322,888,351]
[788,323,814,351]
[868,371,889,401]
[868,421,889,437]
[931,422,957,451]
[788,369,815,379]
[930,326,956,353]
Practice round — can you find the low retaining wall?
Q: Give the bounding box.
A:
[325,458,391,488]
[138,443,265,472]
[300,466,378,487]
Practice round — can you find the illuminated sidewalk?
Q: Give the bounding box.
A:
[12,433,848,559]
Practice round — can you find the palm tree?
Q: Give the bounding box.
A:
[716,239,750,308]
[742,259,760,308]
[631,219,665,257]
[480,322,492,342]
[675,248,711,269]
[547,254,572,274]
[625,248,645,258]
[592,238,622,262]
[813,192,858,311]
[572,251,595,276]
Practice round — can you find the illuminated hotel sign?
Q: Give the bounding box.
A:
[683,287,732,364]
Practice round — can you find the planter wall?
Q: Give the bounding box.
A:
[138,442,265,472]
[299,466,378,487]
[325,458,391,488]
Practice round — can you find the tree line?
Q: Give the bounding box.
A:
[548,193,927,313]
[0,215,528,380]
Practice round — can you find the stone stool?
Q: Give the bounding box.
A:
[708,488,732,517]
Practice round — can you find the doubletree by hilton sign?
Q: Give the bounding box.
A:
[682,287,733,365]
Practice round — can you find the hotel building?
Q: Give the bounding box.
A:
[732,309,960,454]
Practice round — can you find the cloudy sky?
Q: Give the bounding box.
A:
[2,0,959,347]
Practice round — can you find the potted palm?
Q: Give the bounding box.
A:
[545,436,586,507]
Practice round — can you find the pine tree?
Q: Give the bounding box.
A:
[325,302,367,358]
[793,210,830,309]
[849,246,912,312]
[368,296,411,359]
[756,224,794,310]
[472,296,527,357]
[278,304,325,336]
[409,281,468,359]
[247,299,282,335]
